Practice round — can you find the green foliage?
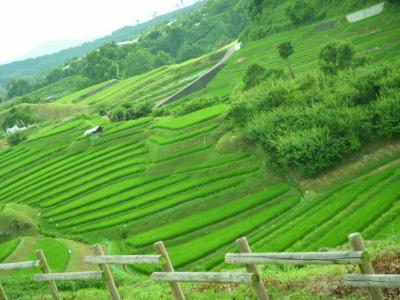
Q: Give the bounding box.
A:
[6,79,33,99]
[172,96,227,116]
[277,41,294,60]
[232,61,400,176]
[319,42,355,75]
[109,103,152,122]
[286,0,317,26]
[78,176,245,233]
[372,90,400,137]
[153,104,227,130]
[127,184,289,247]
[2,106,38,130]
[243,64,285,90]
[0,239,19,262]
[150,124,219,145]
[7,132,27,146]
[125,49,154,77]
[167,196,299,268]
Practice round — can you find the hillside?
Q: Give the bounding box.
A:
[0,1,399,299]
[0,3,201,85]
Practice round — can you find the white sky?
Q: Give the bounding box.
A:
[0,0,196,63]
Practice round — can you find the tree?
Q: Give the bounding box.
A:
[82,51,120,83]
[154,51,174,68]
[319,42,355,75]
[2,108,38,130]
[125,49,154,77]
[46,68,64,84]
[243,64,284,90]
[177,43,203,62]
[278,41,295,78]
[286,0,316,26]
[7,132,26,146]
[6,79,32,99]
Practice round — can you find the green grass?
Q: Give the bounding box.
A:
[13,238,70,275]
[40,163,146,208]
[78,176,246,233]
[55,47,225,107]
[127,183,289,247]
[177,152,251,173]
[366,201,400,239]
[5,143,145,204]
[166,196,299,268]
[152,105,228,130]
[44,175,169,219]
[27,118,84,142]
[188,4,400,99]
[302,175,400,249]
[21,75,89,103]
[253,169,395,252]
[0,239,20,262]
[149,124,219,145]
[66,166,258,230]
[50,175,187,225]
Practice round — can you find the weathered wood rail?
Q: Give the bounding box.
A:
[34,271,103,282]
[344,274,400,288]
[152,271,259,284]
[225,251,367,265]
[1,232,397,300]
[225,233,388,300]
[0,260,40,271]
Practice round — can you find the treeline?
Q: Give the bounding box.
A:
[229,49,400,177]
[3,0,249,101]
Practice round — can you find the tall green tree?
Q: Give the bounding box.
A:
[125,49,154,77]
[278,41,295,78]
[319,42,355,75]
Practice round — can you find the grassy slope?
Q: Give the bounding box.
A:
[179,3,400,101]
[55,46,228,107]
[0,3,399,299]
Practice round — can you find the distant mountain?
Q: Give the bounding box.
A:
[18,38,97,61]
[0,2,202,85]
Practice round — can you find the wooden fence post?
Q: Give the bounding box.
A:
[154,241,185,300]
[236,237,270,300]
[93,244,121,300]
[35,250,60,300]
[0,282,7,300]
[348,233,384,300]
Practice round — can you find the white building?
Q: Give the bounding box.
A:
[6,125,27,135]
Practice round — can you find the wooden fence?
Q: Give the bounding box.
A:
[0,232,398,300]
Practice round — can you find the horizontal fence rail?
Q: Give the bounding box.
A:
[344,274,400,289]
[0,260,40,271]
[152,272,259,284]
[85,255,163,265]
[34,271,103,282]
[225,251,367,265]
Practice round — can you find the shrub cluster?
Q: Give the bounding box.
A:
[229,61,400,176]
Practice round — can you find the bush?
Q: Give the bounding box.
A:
[372,91,400,137]
[172,96,227,116]
[243,64,284,90]
[7,132,26,146]
[234,60,400,177]
[319,42,355,75]
[286,0,316,26]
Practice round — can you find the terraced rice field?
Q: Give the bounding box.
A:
[55,46,228,107]
[1,103,399,271]
[186,5,400,99]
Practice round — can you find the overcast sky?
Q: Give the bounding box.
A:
[0,0,197,63]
